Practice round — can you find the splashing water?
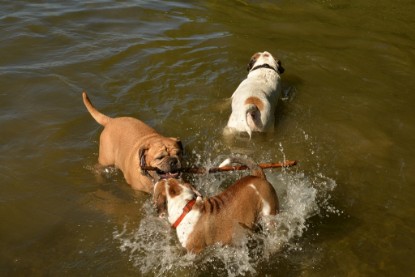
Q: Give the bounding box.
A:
[112,143,337,276]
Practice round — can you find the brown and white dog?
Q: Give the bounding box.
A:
[153,157,279,254]
[82,92,183,193]
[224,51,284,137]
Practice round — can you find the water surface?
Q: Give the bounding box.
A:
[1,0,415,276]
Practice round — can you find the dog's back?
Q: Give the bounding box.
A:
[219,156,279,215]
[184,157,279,252]
[225,51,284,137]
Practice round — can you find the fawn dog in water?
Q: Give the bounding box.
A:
[83,92,183,193]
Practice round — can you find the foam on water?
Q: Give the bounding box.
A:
[112,139,338,276]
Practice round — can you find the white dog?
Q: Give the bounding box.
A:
[224,51,284,137]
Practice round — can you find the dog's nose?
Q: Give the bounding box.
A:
[169,158,179,168]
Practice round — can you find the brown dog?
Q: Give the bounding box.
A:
[153,156,279,253]
[83,92,183,193]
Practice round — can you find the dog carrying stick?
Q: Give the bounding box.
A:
[141,160,297,174]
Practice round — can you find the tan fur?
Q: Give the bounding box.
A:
[244,96,264,112]
[154,157,279,254]
[83,92,183,193]
[187,175,278,253]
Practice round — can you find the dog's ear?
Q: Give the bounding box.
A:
[247,52,260,72]
[138,146,149,168]
[276,60,284,74]
[247,59,255,72]
[176,138,184,154]
[138,146,153,177]
[153,181,167,217]
[168,181,182,198]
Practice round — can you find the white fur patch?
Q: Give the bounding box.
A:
[176,209,201,248]
[166,183,202,248]
[249,184,271,216]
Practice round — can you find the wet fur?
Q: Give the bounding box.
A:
[153,157,279,253]
[224,51,284,137]
[83,92,183,193]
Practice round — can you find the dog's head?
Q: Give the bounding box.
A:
[153,178,201,218]
[139,138,183,181]
[247,51,284,74]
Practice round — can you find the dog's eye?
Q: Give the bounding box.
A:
[155,155,165,160]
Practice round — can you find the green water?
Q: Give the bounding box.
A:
[1,0,414,276]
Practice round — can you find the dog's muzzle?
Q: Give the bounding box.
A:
[156,169,181,180]
[141,157,182,180]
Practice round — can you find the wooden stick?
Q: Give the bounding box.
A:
[141,160,297,174]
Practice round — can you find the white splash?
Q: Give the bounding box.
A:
[113,163,337,276]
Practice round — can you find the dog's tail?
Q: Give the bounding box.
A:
[244,103,264,138]
[219,156,266,179]
[82,92,111,126]
[245,104,257,137]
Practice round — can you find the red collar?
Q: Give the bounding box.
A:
[172,199,196,229]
